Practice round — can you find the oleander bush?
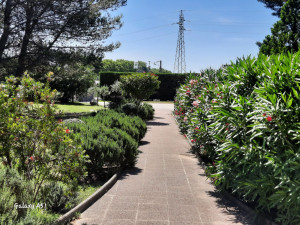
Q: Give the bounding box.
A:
[174,51,300,225]
[0,73,88,224]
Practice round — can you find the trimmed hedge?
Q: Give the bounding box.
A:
[150,73,187,101]
[100,72,130,86]
[68,110,147,175]
[100,72,188,101]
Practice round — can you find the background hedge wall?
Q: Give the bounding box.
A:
[99,72,131,86]
[150,73,187,100]
[100,72,188,101]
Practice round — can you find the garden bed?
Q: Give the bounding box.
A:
[0,74,147,224]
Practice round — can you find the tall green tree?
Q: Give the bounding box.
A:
[258,0,287,17]
[257,0,299,55]
[0,0,127,77]
[50,64,96,103]
[101,59,148,72]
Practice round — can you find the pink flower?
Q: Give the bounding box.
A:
[186,90,190,95]
[66,129,70,133]
[263,113,266,117]
[189,79,198,86]
[184,117,188,122]
[192,101,199,107]
[29,156,34,161]
[191,139,196,143]
[267,116,272,122]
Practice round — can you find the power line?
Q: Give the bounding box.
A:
[121,32,177,43]
[114,24,173,36]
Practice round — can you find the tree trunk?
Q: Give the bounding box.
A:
[0,0,12,61]
[16,5,34,76]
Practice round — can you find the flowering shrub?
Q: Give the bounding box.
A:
[0,74,88,217]
[174,52,300,224]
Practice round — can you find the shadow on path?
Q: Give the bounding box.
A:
[118,167,143,180]
[153,116,165,119]
[207,190,258,225]
[139,140,150,146]
[146,121,169,126]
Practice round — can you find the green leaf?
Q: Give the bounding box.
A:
[292,87,299,99]
[287,98,293,108]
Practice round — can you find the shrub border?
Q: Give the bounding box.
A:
[53,171,120,225]
[172,112,278,225]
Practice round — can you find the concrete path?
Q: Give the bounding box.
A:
[73,103,255,225]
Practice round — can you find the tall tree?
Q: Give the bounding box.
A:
[101,59,148,72]
[257,0,287,17]
[257,0,299,55]
[0,0,127,77]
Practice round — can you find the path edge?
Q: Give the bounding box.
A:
[53,171,120,225]
[172,112,278,225]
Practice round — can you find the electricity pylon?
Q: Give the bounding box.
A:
[174,10,186,73]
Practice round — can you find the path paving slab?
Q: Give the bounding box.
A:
[72,104,256,225]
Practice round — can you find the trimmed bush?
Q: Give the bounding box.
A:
[120,73,160,103]
[68,110,147,175]
[138,103,155,120]
[174,52,300,225]
[121,103,139,115]
[112,101,155,121]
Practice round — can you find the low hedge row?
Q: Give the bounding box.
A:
[100,72,188,100]
[68,110,147,175]
[174,52,300,225]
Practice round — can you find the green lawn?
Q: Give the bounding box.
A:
[76,183,102,203]
[55,103,104,113]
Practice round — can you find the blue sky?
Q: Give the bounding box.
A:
[103,0,278,72]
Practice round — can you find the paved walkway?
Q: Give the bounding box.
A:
[73,103,255,225]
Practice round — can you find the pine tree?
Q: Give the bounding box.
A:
[258,0,299,55]
[0,0,127,76]
[257,0,287,17]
